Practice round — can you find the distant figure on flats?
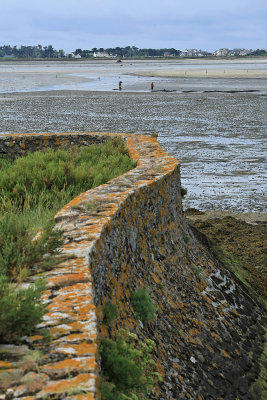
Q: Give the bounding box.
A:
[119,81,122,90]
[151,82,154,91]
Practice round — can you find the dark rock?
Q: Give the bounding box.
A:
[238,377,249,395]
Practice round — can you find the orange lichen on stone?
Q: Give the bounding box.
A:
[206,345,214,353]
[221,349,231,358]
[55,342,97,357]
[68,394,95,400]
[54,136,69,147]
[203,295,213,304]
[47,272,90,288]
[60,333,91,342]
[189,327,201,337]
[156,361,166,378]
[39,373,95,396]
[0,360,12,369]
[41,358,95,376]
[28,335,44,343]
[20,139,26,149]
[210,331,219,340]
[43,136,49,147]
[231,308,241,317]
[172,362,181,371]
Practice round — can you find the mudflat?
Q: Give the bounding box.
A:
[132,68,267,79]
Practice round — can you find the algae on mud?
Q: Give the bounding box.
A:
[186,209,267,307]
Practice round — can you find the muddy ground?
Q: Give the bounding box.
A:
[186,209,267,306]
[0,89,266,213]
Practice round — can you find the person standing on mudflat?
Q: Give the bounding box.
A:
[119,81,122,90]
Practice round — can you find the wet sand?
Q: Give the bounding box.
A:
[132,69,267,79]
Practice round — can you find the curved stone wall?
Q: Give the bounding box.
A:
[0,132,181,399]
[0,132,265,400]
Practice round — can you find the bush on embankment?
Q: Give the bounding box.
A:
[0,138,136,342]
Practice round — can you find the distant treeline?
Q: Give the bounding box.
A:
[0,45,64,58]
[248,49,267,56]
[76,46,182,57]
[0,44,266,59]
[0,44,182,58]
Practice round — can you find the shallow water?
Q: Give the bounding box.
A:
[0,60,266,213]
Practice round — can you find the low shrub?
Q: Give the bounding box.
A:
[131,288,156,323]
[183,234,190,244]
[100,331,161,399]
[0,276,46,342]
[103,302,120,323]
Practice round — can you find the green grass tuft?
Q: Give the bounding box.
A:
[100,330,161,399]
[103,302,120,323]
[131,288,156,323]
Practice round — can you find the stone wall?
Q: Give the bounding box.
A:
[0,132,265,400]
[0,132,111,159]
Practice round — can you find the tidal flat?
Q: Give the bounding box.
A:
[0,59,266,214]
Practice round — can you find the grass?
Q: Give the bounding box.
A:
[0,138,136,342]
[190,264,202,281]
[131,288,156,323]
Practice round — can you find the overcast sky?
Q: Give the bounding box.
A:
[1,0,266,52]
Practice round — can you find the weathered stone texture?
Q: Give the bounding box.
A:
[0,132,265,400]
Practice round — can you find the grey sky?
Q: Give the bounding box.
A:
[1,0,266,51]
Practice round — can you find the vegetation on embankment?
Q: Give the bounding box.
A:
[0,138,136,342]
[186,209,267,308]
